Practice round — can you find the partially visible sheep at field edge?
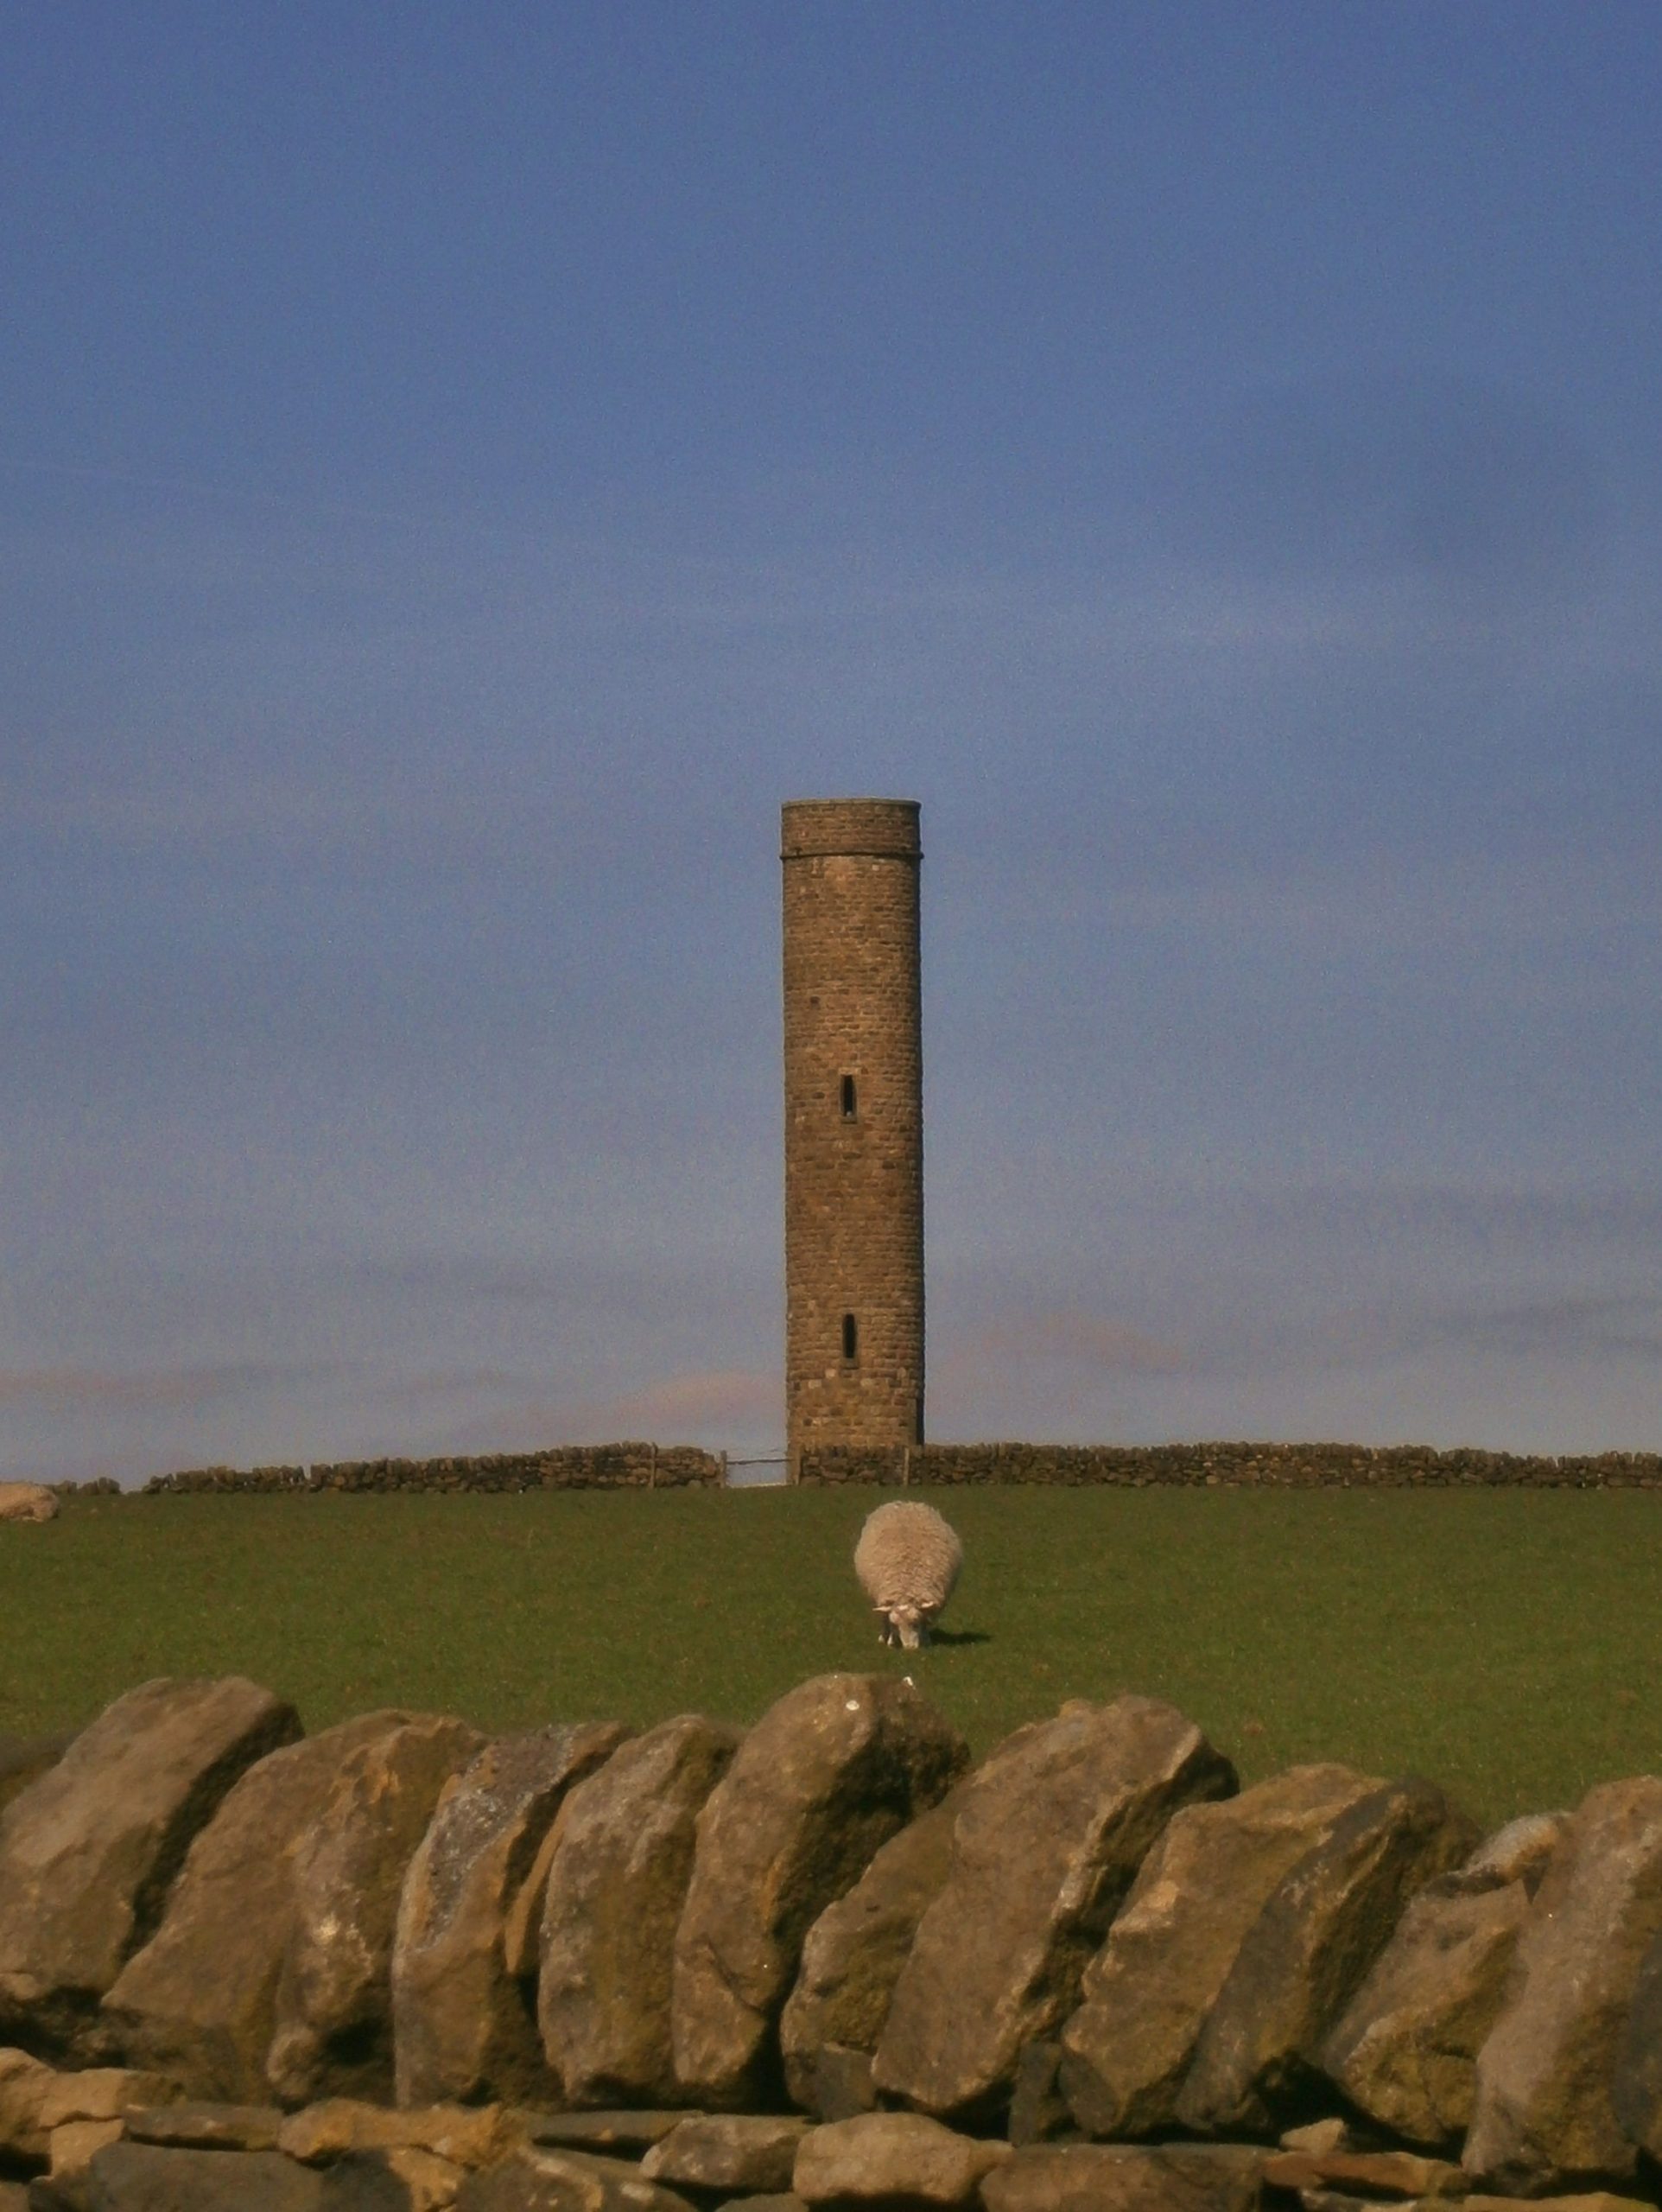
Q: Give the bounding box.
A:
[853,1500,964,1649]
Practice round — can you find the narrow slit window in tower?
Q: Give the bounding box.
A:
[841,1073,857,1119]
[842,1313,859,1363]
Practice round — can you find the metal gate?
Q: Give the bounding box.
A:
[720,1452,790,1488]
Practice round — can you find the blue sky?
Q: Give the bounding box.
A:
[3,1,1659,1481]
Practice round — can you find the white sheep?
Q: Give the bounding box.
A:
[853,1500,964,1649]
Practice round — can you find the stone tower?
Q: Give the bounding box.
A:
[782,798,924,1471]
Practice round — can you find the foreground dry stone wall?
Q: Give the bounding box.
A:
[4,1676,1662,2211]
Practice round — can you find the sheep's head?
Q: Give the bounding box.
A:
[881,1604,930,1649]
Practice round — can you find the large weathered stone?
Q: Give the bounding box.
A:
[84,2140,336,2210]
[265,1713,486,2106]
[982,2142,1266,2212]
[454,2146,696,2211]
[1175,1776,1478,2137]
[779,1789,962,2113]
[1317,1808,1568,2150]
[1320,1872,1533,2145]
[1465,1777,1662,2192]
[671,1675,967,2110]
[0,1484,57,1523]
[1060,1764,1381,2139]
[642,2114,809,2194]
[792,2112,1010,2206]
[873,1695,1235,2126]
[102,1713,424,2101]
[391,1723,630,2108]
[537,1716,739,2107]
[0,1679,300,2063]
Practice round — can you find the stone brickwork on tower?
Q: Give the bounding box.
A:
[782,798,924,1470]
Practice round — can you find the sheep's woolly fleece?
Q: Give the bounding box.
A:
[853,1500,964,1648]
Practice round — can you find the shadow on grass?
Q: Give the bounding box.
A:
[928,1627,993,1647]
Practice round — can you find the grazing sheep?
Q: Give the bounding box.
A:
[853,1500,963,1649]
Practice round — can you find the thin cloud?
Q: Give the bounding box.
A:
[946,1311,1186,1375]
[468,1367,780,1449]
[1311,1293,1662,1372]
[0,1362,327,1411]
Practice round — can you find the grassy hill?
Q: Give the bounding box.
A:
[5,1483,1659,1827]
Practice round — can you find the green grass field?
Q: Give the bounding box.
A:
[4,1484,1659,1827]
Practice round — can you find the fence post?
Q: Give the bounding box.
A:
[902,1445,911,1486]
[719,1450,729,1488]
[649,1443,657,1491]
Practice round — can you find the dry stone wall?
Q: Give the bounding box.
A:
[48,1446,722,1500]
[4,1674,1662,2212]
[41,1438,1662,1502]
[798,1440,1662,1488]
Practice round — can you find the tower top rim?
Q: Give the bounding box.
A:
[781,798,921,861]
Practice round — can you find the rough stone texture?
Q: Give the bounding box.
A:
[122,2102,283,2151]
[0,2045,56,2162]
[537,1717,739,2107]
[265,1714,486,2107]
[873,1695,1236,2126]
[454,2146,696,2211]
[1175,1777,1479,2138]
[102,1713,419,2101]
[1613,1926,1662,2159]
[48,2115,124,2184]
[1465,1777,1662,2192]
[981,2142,1266,2212]
[1007,2043,1081,2148]
[641,2114,809,2194]
[1261,2145,1468,2196]
[0,1735,73,1821]
[672,1674,967,2110]
[792,2113,1011,2207]
[1460,1813,1572,1894]
[35,2070,179,2129]
[782,798,924,1460]
[1060,1763,1380,2140]
[522,2113,688,2153]
[276,2097,522,2169]
[83,2141,335,2210]
[392,1724,630,2109]
[1463,2198,1654,2212]
[1278,2119,1361,2154]
[352,2145,465,2211]
[0,1484,58,1522]
[0,1678,301,2063]
[1320,1875,1532,2145]
[779,1789,961,2112]
[800,2044,876,2122]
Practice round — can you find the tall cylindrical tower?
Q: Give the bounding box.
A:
[782,798,923,1471]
